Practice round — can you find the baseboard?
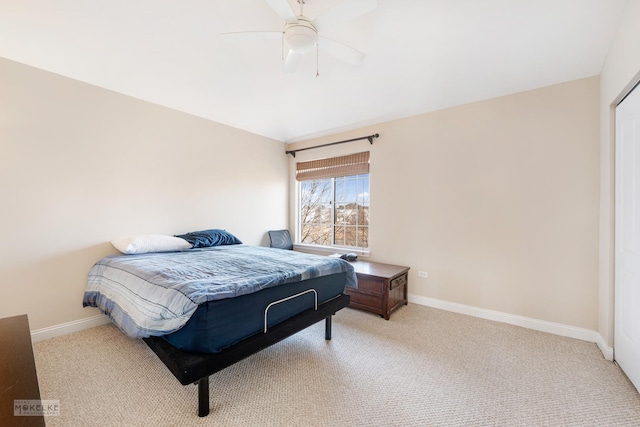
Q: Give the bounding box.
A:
[408,294,614,361]
[595,334,614,361]
[30,314,111,343]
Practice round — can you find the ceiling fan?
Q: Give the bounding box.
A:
[221,0,377,74]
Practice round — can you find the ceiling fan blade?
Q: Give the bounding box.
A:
[318,37,365,65]
[313,0,377,32]
[283,49,303,73]
[264,0,298,24]
[220,31,282,41]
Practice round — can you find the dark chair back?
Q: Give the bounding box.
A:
[268,229,293,250]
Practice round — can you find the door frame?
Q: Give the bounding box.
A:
[613,77,640,392]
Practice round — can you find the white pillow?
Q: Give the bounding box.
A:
[111,235,193,254]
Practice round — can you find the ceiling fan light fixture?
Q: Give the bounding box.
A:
[284,19,318,54]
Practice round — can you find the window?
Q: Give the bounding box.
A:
[296,152,370,250]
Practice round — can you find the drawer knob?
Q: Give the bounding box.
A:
[390,275,407,290]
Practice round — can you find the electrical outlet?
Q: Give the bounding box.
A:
[418,271,428,278]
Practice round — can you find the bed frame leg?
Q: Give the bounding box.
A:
[197,377,210,417]
[325,315,332,340]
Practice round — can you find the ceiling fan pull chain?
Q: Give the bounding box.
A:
[316,43,320,78]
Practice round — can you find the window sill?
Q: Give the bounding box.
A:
[293,243,370,258]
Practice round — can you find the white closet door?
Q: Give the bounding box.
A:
[615,82,640,392]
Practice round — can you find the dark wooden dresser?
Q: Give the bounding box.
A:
[0,315,46,427]
[345,260,410,320]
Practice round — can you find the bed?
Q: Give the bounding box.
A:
[83,233,356,416]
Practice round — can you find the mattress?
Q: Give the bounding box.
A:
[83,245,357,339]
[162,272,347,353]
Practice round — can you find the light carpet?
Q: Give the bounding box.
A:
[33,304,640,426]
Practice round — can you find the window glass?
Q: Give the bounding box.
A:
[298,173,369,249]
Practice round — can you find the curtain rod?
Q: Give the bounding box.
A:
[285,133,379,157]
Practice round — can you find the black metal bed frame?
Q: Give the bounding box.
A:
[143,293,350,417]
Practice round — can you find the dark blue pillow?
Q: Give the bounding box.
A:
[175,229,242,248]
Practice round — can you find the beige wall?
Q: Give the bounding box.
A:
[0,57,289,330]
[599,0,640,347]
[289,76,600,330]
[1,21,622,337]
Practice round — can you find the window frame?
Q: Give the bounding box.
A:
[295,172,370,255]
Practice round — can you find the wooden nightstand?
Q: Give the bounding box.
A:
[345,260,410,320]
[0,315,45,427]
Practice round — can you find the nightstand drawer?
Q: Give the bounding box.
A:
[390,274,407,290]
[355,275,384,294]
[347,290,384,310]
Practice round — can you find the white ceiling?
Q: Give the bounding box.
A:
[0,0,627,143]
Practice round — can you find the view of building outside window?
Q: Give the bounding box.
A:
[299,174,369,249]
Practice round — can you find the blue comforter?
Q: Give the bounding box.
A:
[83,245,356,338]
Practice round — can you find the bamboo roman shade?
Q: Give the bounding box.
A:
[295,151,370,181]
